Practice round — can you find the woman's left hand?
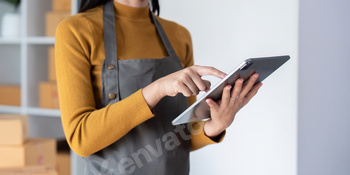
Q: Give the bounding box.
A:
[203,73,263,138]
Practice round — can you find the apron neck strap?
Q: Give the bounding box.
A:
[149,12,177,57]
[103,0,121,102]
[103,0,118,66]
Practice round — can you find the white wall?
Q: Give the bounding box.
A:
[298,0,350,175]
[0,2,21,85]
[0,1,13,33]
[160,1,298,175]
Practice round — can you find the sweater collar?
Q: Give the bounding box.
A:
[114,1,150,21]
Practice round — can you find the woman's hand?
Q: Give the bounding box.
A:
[157,65,227,97]
[142,65,226,109]
[203,73,263,138]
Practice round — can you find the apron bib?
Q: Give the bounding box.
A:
[84,1,191,174]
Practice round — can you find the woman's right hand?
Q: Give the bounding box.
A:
[142,65,227,109]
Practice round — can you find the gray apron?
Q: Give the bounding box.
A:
[84,0,191,174]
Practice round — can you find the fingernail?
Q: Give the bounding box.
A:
[254,74,259,78]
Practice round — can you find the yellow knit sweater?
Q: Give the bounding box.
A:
[55,1,223,157]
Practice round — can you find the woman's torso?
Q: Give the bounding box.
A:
[73,2,194,108]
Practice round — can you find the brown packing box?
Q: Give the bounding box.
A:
[56,152,70,175]
[0,85,21,106]
[0,114,28,145]
[39,82,59,109]
[0,165,57,175]
[52,0,71,11]
[0,138,56,168]
[48,46,56,82]
[45,11,70,37]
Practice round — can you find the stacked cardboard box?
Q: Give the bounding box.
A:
[0,166,57,175]
[56,152,70,175]
[45,0,71,37]
[56,140,71,175]
[0,114,28,145]
[39,46,58,109]
[0,85,21,106]
[41,0,71,108]
[52,0,71,11]
[39,81,59,109]
[0,138,56,168]
[0,114,57,174]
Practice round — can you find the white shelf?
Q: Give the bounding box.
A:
[0,0,82,174]
[0,37,21,44]
[0,106,60,117]
[0,37,55,45]
[27,107,61,117]
[0,105,22,114]
[27,37,55,45]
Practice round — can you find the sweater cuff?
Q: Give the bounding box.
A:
[190,121,226,151]
[135,89,155,117]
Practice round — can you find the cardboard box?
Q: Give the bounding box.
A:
[0,138,56,168]
[0,85,21,106]
[0,165,57,175]
[39,82,59,109]
[56,152,70,175]
[0,114,28,145]
[53,0,71,11]
[48,46,56,82]
[45,11,70,37]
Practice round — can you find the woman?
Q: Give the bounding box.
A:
[55,0,262,174]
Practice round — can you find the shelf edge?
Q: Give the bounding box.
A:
[0,105,22,114]
[27,107,61,117]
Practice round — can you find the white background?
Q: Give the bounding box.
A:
[160,0,298,175]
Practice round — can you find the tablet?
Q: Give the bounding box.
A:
[171,55,290,125]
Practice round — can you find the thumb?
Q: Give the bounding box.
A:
[206,98,219,110]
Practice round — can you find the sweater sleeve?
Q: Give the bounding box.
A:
[177,24,226,151]
[55,17,154,157]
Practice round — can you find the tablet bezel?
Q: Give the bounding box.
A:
[171,55,290,125]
